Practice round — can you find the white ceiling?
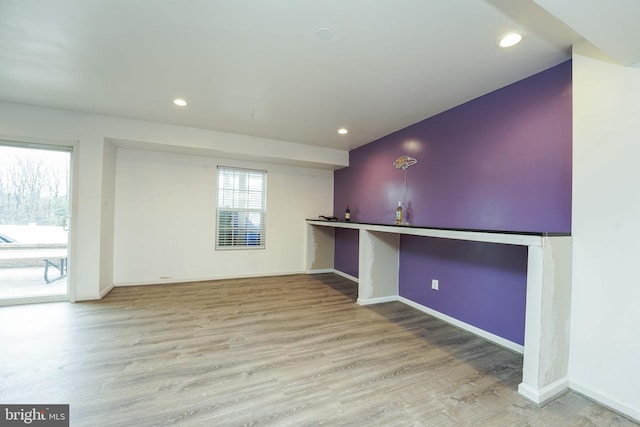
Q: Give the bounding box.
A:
[0,1,637,151]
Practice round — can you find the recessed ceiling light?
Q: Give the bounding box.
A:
[338,128,348,135]
[498,32,523,48]
[173,98,187,107]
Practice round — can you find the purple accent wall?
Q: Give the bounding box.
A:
[399,236,528,345]
[332,61,572,344]
[334,61,572,232]
[334,228,359,278]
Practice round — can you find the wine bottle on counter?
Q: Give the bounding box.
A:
[395,201,403,224]
[345,205,351,222]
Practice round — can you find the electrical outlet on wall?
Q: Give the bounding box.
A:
[431,279,439,291]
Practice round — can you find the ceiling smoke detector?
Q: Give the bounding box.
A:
[316,27,334,40]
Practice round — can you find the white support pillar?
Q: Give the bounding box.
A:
[305,222,335,274]
[518,236,573,404]
[357,230,399,305]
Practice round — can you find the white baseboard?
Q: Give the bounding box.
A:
[332,269,359,283]
[306,268,359,283]
[114,270,306,287]
[305,268,334,275]
[99,284,115,299]
[397,296,524,354]
[569,380,640,423]
[357,295,398,305]
[518,377,569,405]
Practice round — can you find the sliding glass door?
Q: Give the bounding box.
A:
[0,142,72,305]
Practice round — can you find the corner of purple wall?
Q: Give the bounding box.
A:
[332,60,572,345]
[335,60,572,233]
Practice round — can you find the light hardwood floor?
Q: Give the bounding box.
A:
[0,273,636,426]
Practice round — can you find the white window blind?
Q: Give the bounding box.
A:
[216,166,266,249]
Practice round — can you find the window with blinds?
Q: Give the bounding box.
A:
[216,166,266,249]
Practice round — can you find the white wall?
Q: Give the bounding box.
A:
[113,148,333,284]
[99,141,117,296]
[0,101,345,300]
[571,53,640,420]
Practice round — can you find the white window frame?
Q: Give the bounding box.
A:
[216,166,266,250]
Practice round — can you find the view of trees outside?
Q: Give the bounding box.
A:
[0,145,70,227]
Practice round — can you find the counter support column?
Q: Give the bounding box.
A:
[518,236,572,404]
[357,230,399,305]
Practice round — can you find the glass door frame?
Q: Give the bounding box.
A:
[0,135,78,305]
